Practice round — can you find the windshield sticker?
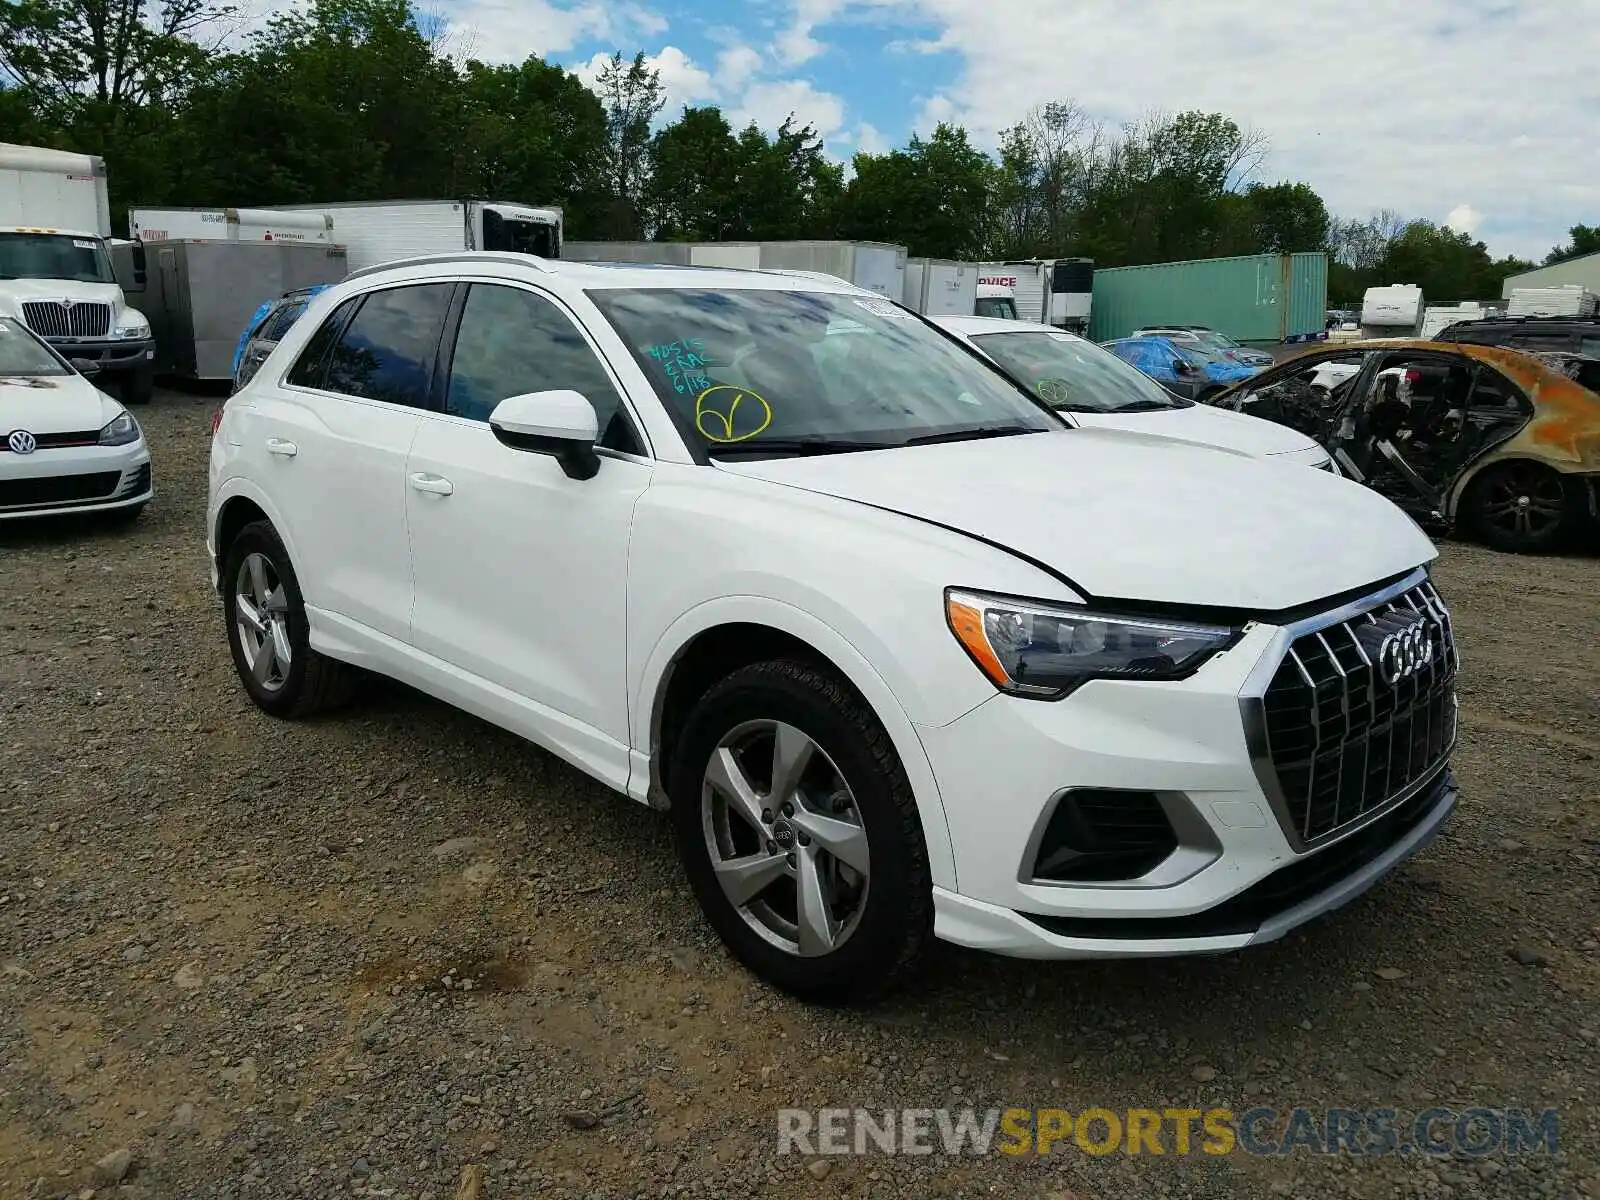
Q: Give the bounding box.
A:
[852,298,913,321]
[647,337,713,395]
[694,385,772,443]
[1036,378,1070,404]
[72,239,99,250]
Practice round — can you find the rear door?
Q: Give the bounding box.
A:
[253,282,454,641]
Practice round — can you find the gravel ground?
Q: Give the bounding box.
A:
[1,389,1597,1200]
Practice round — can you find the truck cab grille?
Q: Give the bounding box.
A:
[1252,578,1458,848]
[21,301,112,340]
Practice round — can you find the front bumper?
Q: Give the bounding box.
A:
[0,439,153,519]
[40,337,156,374]
[918,569,1457,959]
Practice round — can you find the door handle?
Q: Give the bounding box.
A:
[408,472,454,496]
[265,437,297,457]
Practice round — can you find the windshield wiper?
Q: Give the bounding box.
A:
[704,437,892,458]
[902,423,1042,446]
[1111,400,1179,412]
[1045,401,1111,413]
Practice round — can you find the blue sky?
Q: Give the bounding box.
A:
[433,0,1599,263]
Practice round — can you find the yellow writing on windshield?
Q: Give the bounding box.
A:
[695,385,773,443]
[1036,378,1070,404]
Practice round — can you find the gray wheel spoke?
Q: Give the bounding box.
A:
[247,553,270,602]
[714,851,789,907]
[769,722,815,805]
[705,746,767,834]
[235,594,265,634]
[270,621,293,672]
[794,848,838,956]
[791,809,870,875]
[263,584,289,615]
[249,635,277,684]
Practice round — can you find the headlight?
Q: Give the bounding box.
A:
[945,589,1235,699]
[99,411,140,446]
[113,318,150,339]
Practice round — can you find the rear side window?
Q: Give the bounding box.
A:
[1581,335,1600,358]
[324,284,454,408]
[1510,334,1577,353]
[286,297,359,389]
[263,300,308,343]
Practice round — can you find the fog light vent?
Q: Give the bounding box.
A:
[1032,789,1178,882]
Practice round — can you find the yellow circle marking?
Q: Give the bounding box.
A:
[694,385,773,443]
[1036,378,1069,404]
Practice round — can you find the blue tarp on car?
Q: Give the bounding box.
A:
[230,284,332,378]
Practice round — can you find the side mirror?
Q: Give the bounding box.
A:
[1172,359,1195,375]
[488,389,601,480]
[69,358,101,377]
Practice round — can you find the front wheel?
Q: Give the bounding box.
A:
[1463,461,1574,554]
[669,659,932,1004]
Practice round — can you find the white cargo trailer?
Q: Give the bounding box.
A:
[1506,285,1597,318]
[755,241,906,300]
[976,259,1094,330]
[0,142,155,402]
[129,207,335,245]
[902,258,978,316]
[256,199,562,271]
[1360,284,1425,337]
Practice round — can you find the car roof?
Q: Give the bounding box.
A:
[1273,337,1599,384]
[930,315,1079,337]
[342,252,876,297]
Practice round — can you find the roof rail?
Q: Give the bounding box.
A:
[345,251,555,281]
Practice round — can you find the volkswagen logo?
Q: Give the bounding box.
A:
[1354,612,1435,686]
[6,429,37,455]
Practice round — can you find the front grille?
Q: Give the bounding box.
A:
[0,471,121,509]
[21,300,112,339]
[1259,579,1457,846]
[0,430,100,451]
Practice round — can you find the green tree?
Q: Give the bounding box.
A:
[730,117,840,241]
[1241,181,1330,253]
[645,105,739,240]
[838,123,993,258]
[1543,223,1600,265]
[592,50,663,238]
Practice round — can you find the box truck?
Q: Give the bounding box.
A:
[976,258,1094,330]
[902,258,978,316]
[129,207,336,245]
[256,199,562,272]
[0,142,156,402]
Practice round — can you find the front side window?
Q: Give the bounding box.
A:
[0,316,68,376]
[590,288,1057,457]
[970,330,1183,412]
[323,284,454,407]
[445,283,640,452]
[0,232,115,284]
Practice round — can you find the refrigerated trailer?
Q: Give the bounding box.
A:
[129,207,335,244]
[976,259,1094,331]
[255,199,562,272]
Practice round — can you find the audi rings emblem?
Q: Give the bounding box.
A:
[1354,612,1434,685]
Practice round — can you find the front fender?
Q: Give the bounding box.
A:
[631,593,962,892]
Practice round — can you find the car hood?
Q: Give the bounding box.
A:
[0,279,125,315]
[1067,403,1322,459]
[0,373,123,435]
[717,428,1434,611]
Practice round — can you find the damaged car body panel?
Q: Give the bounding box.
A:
[1211,339,1600,552]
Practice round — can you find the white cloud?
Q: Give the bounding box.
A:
[856,122,890,155]
[714,44,764,90]
[824,0,1599,259]
[912,94,956,135]
[733,78,847,139]
[570,45,719,114]
[1445,204,1483,235]
[438,0,648,62]
[775,0,844,65]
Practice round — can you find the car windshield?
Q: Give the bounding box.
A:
[0,232,115,284]
[590,288,1059,456]
[1193,331,1241,351]
[969,329,1183,412]
[0,317,68,376]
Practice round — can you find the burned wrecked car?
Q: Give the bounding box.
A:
[1209,340,1600,553]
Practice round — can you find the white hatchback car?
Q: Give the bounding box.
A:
[0,314,152,522]
[208,254,1459,1002]
[933,315,1333,469]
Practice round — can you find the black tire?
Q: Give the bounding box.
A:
[221,519,356,717]
[668,659,932,1004]
[121,370,154,406]
[1462,461,1576,554]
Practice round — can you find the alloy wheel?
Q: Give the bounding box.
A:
[700,719,870,957]
[234,551,292,692]
[1479,464,1565,542]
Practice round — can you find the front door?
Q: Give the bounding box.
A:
[405,281,654,779]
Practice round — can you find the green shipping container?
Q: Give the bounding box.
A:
[1088,252,1328,345]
